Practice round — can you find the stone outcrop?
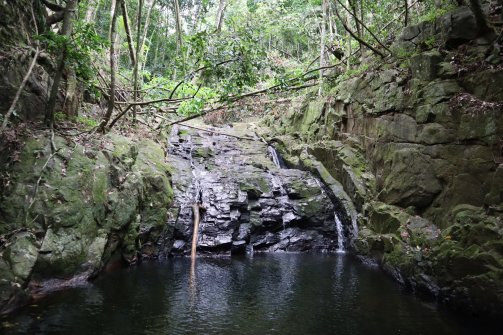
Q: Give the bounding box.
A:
[0,0,81,122]
[0,132,173,314]
[262,6,503,318]
[164,123,350,256]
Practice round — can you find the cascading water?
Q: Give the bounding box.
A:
[268,144,351,250]
[267,145,289,230]
[268,145,286,169]
[334,212,346,253]
[166,125,355,255]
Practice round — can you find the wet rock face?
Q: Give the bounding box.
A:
[0,132,173,314]
[260,6,503,318]
[165,125,342,255]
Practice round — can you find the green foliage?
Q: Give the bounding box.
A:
[337,63,369,82]
[76,0,468,125]
[424,36,438,49]
[35,22,107,82]
[54,112,65,122]
[178,86,218,116]
[76,115,98,128]
[419,6,453,23]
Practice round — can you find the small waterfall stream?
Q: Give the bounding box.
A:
[334,213,345,253]
[166,125,356,255]
[267,144,349,251]
[268,145,286,169]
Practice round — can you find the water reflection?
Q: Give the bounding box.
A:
[3,254,498,335]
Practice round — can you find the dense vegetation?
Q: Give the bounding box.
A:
[3,0,498,134]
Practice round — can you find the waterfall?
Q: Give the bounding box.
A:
[267,145,288,230]
[270,173,287,196]
[246,242,254,256]
[334,212,346,253]
[268,146,285,169]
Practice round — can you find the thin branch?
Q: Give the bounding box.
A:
[115,96,189,106]
[25,148,61,224]
[335,0,391,54]
[1,50,39,132]
[40,0,64,12]
[2,2,41,132]
[186,58,237,79]
[334,5,385,58]
[107,104,131,130]
[381,0,420,31]
[168,79,185,99]
[120,0,136,65]
[165,82,318,127]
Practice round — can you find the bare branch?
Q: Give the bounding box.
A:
[40,0,64,12]
[334,5,385,58]
[47,11,65,25]
[335,0,391,55]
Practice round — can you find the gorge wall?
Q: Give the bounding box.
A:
[263,6,503,318]
[0,132,173,314]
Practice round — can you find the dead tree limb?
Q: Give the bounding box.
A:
[336,0,391,53]
[25,148,61,224]
[2,3,41,132]
[120,0,136,65]
[98,1,119,133]
[164,82,318,127]
[190,203,200,260]
[334,5,385,58]
[335,0,390,55]
[40,0,64,12]
[1,49,39,132]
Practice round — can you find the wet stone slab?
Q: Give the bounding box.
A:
[164,123,347,256]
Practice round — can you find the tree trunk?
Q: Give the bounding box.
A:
[98,0,119,132]
[349,0,361,39]
[120,0,136,65]
[142,30,156,73]
[215,0,227,33]
[468,0,492,34]
[319,0,328,95]
[140,0,156,68]
[108,0,117,37]
[109,0,119,75]
[174,0,183,50]
[404,0,409,26]
[45,0,78,128]
[85,0,101,23]
[133,0,144,123]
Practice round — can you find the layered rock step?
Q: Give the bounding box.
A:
[164,122,349,255]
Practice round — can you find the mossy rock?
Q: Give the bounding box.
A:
[368,202,410,234]
[239,176,271,199]
[3,232,39,283]
[0,130,175,298]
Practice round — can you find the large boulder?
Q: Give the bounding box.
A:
[0,131,173,314]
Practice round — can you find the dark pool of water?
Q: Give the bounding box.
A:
[2,254,498,335]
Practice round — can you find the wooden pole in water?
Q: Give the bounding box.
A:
[190,203,200,259]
